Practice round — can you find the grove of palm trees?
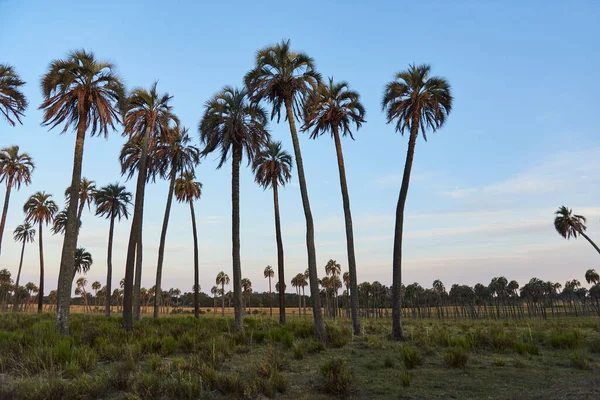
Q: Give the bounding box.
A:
[1,2,600,399]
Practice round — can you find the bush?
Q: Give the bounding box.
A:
[320,357,354,395]
[400,370,413,388]
[492,357,507,367]
[515,341,539,356]
[401,345,423,370]
[292,343,305,360]
[326,324,351,348]
[571,350,590,370]
[443,347,469,369]
[281,331,294,349]
[307,339,326,353]
[549,329,584,349]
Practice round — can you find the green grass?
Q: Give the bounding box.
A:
[1,313,600,399]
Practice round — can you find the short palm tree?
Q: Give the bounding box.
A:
[241,277,252,313]
[302,78,365,333]
[154,126,200,318]
[382,64,453,340]
[0,64,28,126]
[12,222,35,312]
[263,265,275,317]
[215,271,230,316]
[94,183,131,316]
[245,39,326,341]
[325,259,341,318]
[174,171,203,318]
[0,145,34,255]
[554,206,600,254]
[73,247,92,281]
[200,86,269,332]
[65,177,96,224]
[121,82,177,330]
[40,49,124,334]
[23,192,58,313]
[586,269,600,285]
[253,141,292,324]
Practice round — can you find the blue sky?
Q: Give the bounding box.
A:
[1,0,599,294]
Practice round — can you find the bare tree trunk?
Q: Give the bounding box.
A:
[268,276,272,317]
[221,282,225,316]
[190,200,200,318]
[0,177,13,256]
[105,215,115,316]
[232,145,243,332]
[37,224,44,313]
[12,239,25,312]
[133,230,143,320]
[272,181,286,324]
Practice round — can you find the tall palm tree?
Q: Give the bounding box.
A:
[585,269,600,285]
[72,247,92,282]
[263,265,275,317]
[91,281,101,309]
[253,141,292,324]
[199,86,269,332]
[215,271,230,316]
[154,126,200,318]
[245,39,326,341]
[65,177,96,225]
[40,49,124,334]
[12,222,35,312]
[382,64,453,340]
[94,183,131,316]
[51,210,80,235]
[325,259,342,319]
[211,285,219,313]
[241,277,252,313]
[0,64,28,126]
[554,206,600,254]
[174,171,202,318]
[121,82,177,330]
[0,146,34,256]
[23,192,58,313]
[302,78,365,333]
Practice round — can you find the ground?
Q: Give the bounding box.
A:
[0,313,599,399]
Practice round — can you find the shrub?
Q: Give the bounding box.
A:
[292,343,305,360]
[549,329,584,349]
[571,350,590,370]
[401,345,423,370]
[400,370,413,387]
[307,339,326,353]
[588,338,600,354]
[326,324,351,348]
[515,341,539,356]
[492,357,507,367]
[269,370,289,394]
[320,357,355,395]
[281,331,294,349]
[443,347,469,369]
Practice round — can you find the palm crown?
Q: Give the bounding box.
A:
[264,265,274,279]
[0,64,28,126]
[13,222,35,244]
[0,146,34,188]
[554,206,586,239]
[94,183,132,221]
[216,272,230,286]
[51,210,81,235]
[74,247,93,276]
[119,135,162,182]
[174,171,202,204]
[157,125,200,178]
[65,177,96,212]
[253,141,292,189]
[23,192,58,226]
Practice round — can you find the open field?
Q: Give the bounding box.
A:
[1,314,600,399]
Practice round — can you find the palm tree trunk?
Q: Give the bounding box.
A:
[123,130,149,331]
[284,98,326,341]
[302,286,307,316]
[0,178,13,256]
[12,239,25,312]
[133,228,143,320]
[580,231,600,255]
[221,282,225,316]
[332,127,361,334]
[105,215,115,316]
[56,112,87,333]
[153,168,177,318]
[232,145,243,332]
[391,119,419,341]
[37,224,44,313]
[272,181,286,324]
[190,200,200,319]
[268,276,273,317]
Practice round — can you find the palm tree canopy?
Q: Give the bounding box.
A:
[264,265,274,279]
[585,269,599,285]
[74,247,93,276]
[216,271,230,286]
[23,192,58,226]
[0,146,34,189]
[174,171,202,204]
[156,125,200,178]
[244,39,322,122]
[13,222,35,243]
[0,64,28,126]
[241,278,252,291]
[51,209,81,235]
[325,259,341,277]
[554,206,587,239]
[94,183,132,221]
[39,49,124,136]
[253,141,293,189]
[65,177,96,210]
[382,64,453,141]
[199,86,270,168]
[119,135,162,182]
[302,77,366,140]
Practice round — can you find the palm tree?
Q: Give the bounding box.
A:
[0,146,34,256]
[51,210,78,235]
[302,78,365,333]
[554,206,600,254]
[253,141,292,323]
[586,269,600,285]
[291,274,301,316]
[241,278,252,313]
[12,222,35,312]
[40,49,124,334]
[211,285,219,314]
[154,126,200,318]
[382,64,453,340]
[76,276,90,312]
[174,171,202,318]
[245,39,326,341]
[216,271,230,316]
[325,259,342,318]
[65,177,96,225]
[121,82,177,330]
[0,64,28,126]
[23,192,58,313]
[73,247,92,282]
[91,281,101,309]
[263,265,275,317]
[200,86,269,332]
[94,183,131,316]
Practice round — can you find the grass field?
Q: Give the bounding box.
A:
[1,313,599,399]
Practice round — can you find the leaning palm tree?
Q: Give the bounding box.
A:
[94,183,131,316]
[554,206,600,254]
[65,177,96,225]
[174,171,202,318]
[23,192,58,313]
[12,222,35,312]
[40,49,124,334]
[0,145,34,255]
[121,82,177,330]
[263,265,275,317]
[253,141,292,324]
[73,247,92,282]
[382,64,453,340]
[302,78,365,334]
[245,39,326,341]
[154,126,200,318]
[0,64,28,126]
[200,86,269,332]
[215,271,230,316]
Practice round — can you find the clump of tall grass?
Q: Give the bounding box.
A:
[320,357,355,395]
[400,345,423,370]
[443,347,469,368]
[548,329,584,349]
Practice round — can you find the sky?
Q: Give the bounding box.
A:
[0,0,599,295]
